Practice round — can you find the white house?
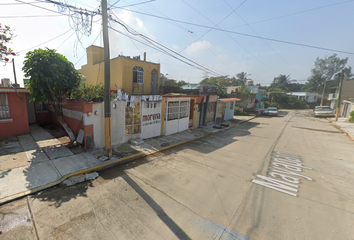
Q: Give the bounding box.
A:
[287,92,318,103]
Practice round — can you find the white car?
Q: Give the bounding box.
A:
[264,107,278,116]
[314,106,335,117]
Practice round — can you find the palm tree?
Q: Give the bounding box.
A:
[235,72,251,86]
[271,74,294,91]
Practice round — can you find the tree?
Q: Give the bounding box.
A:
[23,48,81,116]
[270,74,294,91]
[0,23,17,63]
[213,81,228,98]
[200,75,233,86]
[234,72,251,86]
[177,80,188,87]
[305,54,351,93]
[160,73,179,87]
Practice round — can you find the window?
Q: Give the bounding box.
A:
[125,100,141,135]
[229,102,233,110]
[0,93,10,119]
[166,100,190,121]
[133,66,144,84]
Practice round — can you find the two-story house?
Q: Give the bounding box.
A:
[78,45,160,95]
[328,79,354,109]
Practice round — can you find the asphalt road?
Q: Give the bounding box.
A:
[1,110,354,240]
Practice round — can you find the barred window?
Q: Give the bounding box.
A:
[167,100,189,121]
[133,66,144,84]
[167,101,180,121]
[180,101,189,118]
[0,93,10,119]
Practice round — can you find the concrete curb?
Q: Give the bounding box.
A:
[0,116,256,205]
[329,119,354,141]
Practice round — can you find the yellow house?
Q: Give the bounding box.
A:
[78,45,160,95]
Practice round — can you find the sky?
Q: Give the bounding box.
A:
[1,0,353,87]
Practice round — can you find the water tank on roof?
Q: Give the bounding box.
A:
[1,78,10,87]
[246,80,254,86]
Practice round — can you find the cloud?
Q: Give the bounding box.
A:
[185,41,212,56]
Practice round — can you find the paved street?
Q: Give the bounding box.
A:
[1,110,354,240]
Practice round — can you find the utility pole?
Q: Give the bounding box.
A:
[335,71,346,121]
[102,0,112,157]
[12,58,19,87]
[320,80,327,106]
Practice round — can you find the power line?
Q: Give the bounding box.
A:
[109,26,221,75]
[222,0,287,63]
[55,30,76,50]
[1,14,65,18]
[0,1,46,5]
[109,12,224,76]
[109,0,156,9]
[137,0,237,72]
[113,7,354,55]
[178,0,268,69]
[226,0,354,29]
[18,29,72,53]
[108,18,224,76]
[75,29,102,66]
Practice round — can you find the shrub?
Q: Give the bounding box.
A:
[349,111,354,123]
[70,82,116,102]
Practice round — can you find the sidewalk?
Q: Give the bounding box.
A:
[0,115,256,205]
[329,117,354,140]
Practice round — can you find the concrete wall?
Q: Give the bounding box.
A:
[0,90,29,138]
[78,45,160,95]
[83,98,163,148]
[141,101,162,139]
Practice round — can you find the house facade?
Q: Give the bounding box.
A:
[78,45,161,95]
[328,79,354,110]
[0,88,30,138]
[288,92,318,103]
[246,86,267,108]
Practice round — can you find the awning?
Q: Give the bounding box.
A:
[218,98,241,102]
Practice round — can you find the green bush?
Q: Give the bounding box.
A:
[349,111,354,123]
[70,82,116,102]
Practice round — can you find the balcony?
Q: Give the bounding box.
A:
[328,93,338,100]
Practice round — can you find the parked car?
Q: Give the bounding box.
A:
[313,106,335,117]
[264,107,278,116]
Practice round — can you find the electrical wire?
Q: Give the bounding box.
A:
[178,0,268,69]
[18,29,72,53]
[222,0,287,63]
[112,7,354,55]
[74,29,102,66]
[109,26,220,75]
[109,0,156,9]
[226,0,354,29]
[109,12,224,76]
[55,30,76,50]
[1,14,65,18]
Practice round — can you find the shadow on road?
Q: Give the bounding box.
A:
[123,173,191,240]
[31,181,93,208]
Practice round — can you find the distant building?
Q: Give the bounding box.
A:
[180,83,200,90]
[246,86,267,108]
[199,84,215,93]
[328,78,354,111]
[288,92,318,103]
[78,45,160,95]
